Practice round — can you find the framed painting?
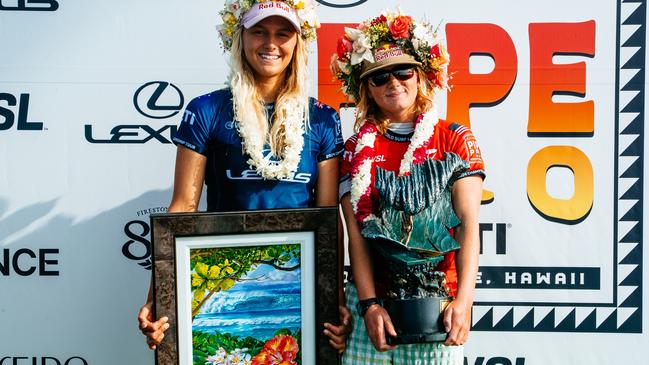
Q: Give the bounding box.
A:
[151,208,341,365]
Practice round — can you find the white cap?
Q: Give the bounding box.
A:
[242,1,301,32]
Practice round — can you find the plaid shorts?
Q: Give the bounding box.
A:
[342,283,464,365]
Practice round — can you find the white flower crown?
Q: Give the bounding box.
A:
[218,0,320,50]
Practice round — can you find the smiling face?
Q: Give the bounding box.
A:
[242,16,298,86]
[367,65,420,122]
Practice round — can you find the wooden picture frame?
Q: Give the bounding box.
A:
[151,208,341,365]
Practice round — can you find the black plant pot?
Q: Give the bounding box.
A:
[383,296,450,344]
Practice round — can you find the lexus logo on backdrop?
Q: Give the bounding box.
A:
[315,0,366,8]
[133,81,184,119]
[84,81,184,144]
[0,0,59,11]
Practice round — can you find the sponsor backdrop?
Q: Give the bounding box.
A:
[0,0,646,364]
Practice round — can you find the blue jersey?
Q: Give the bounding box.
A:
[173,88,344,212]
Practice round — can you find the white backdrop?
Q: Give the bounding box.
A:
[0,0,647,364]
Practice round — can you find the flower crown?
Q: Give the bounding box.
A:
[218,0,320,51]
[330,9,450,101]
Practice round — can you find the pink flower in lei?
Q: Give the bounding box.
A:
[350,106,439,224]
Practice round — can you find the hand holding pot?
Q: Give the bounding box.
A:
[363,304,398,351]
[443,298,472,346]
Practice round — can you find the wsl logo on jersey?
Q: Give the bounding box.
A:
[85,81,183,144]
[226,148,312,183]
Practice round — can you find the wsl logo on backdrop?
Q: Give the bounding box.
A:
[0,0,59,11]
[121,207,168,270]
[84,81,184,144]
[0,93,44,131]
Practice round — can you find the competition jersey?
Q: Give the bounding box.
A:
[339,119,486,295]
[173,88,344,211]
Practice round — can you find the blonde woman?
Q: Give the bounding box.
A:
[332,10,484,364]
[138,0,350,352]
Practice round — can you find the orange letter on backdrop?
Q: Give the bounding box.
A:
[317,23,357,112]
[528,21,596,135]
[446,23,518,127]
[527,146,593,223]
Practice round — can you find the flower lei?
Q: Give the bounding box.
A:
[218,0,320,50]
[330,8,450,101]
[350,106,439,223]
[237,99,305,180]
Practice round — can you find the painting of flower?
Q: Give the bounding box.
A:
[205,347,252,365]
[251,334,299,365]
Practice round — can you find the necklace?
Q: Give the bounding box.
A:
[236,98,305,180]
[350,105,439,223]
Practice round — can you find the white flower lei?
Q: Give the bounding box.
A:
[351,106,439,222]
[237,98,305,180]
[350,132,376,210]
[399,105,438,175]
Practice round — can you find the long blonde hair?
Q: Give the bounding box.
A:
[354,68,434,134]
[228,27,310,156]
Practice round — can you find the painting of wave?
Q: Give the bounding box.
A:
[189,244,302,365]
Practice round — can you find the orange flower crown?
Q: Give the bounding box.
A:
[330,9,450,101]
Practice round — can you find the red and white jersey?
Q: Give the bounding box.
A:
[340,119,486,296]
